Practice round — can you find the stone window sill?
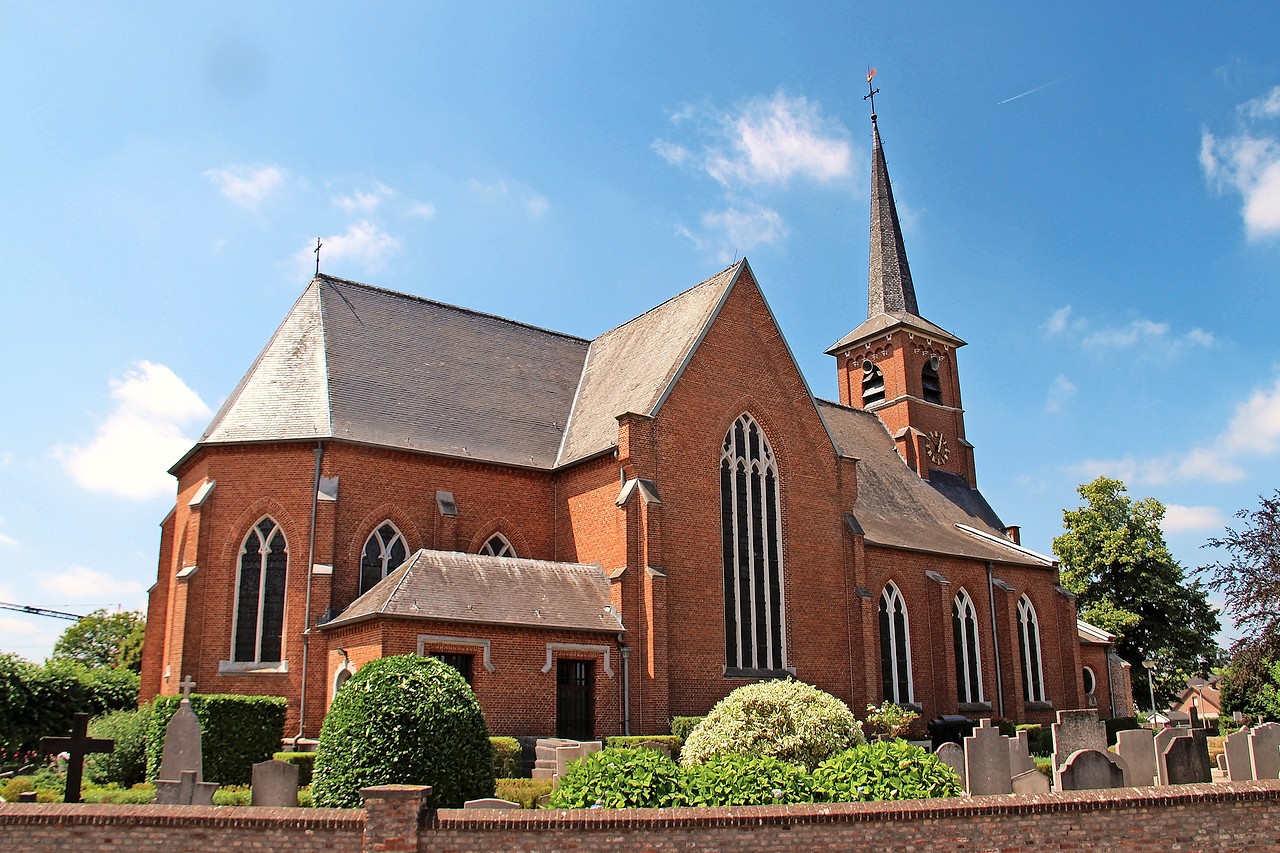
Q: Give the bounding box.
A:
[958,702,993,713]
[218,660,289,675]
[1025,700,1054,711]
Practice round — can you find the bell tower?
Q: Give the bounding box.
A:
[827,83,976,487]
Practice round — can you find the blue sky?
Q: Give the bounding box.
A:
[2,2,1279,661]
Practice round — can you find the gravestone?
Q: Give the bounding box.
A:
[1154,727,1190,786]
[934,742,965,789]
[155,676,220,805]
[1051,709,1107,771]
[963,718,1011,796]
[1115,728,1157,787]
[1056,749,1125,792]
[554,741,602,781]
[1008,730,1035,776]
[1249,722,1280,780]
[463,798,521,809]
[251,759,299,807]
[1162,734,1211,785]
[38,712,114,804]
[1223,729,1253,782]
[1011,768,1051,795]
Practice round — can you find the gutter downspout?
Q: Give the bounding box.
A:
[620,641,632,736]
[295,441,323,746]
[986,562,1004,719]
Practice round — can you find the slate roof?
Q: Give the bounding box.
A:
[323,549,624,634]
[817,399,1051,568]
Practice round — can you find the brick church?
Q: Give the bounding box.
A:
[140,114,1129,741]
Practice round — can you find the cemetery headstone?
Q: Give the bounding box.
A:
[1011,768,1050,795]
[1051,709,1107,771]
[554,741,602,782]
[1249,722,1280,780]
[1223,729,1253,782]
[251,759,299,807]
[155,676,220,806]
[963,718,1012,796]
[1162,734,1211,785]
[38,712,113,804]
[1154,727,1191,786]
[934,742,965,789]
[1008,730,1035,776]
[1115,728,1157,787]
[463,798,521,809]
[1056,749,1125,792]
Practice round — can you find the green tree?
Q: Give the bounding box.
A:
[1053,477,1220,705]
[51,609,145,672]
[1199,491,1280,718]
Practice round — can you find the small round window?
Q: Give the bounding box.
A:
[1082,666,1096,696]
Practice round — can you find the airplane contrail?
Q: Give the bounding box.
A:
[997,74,1075,105]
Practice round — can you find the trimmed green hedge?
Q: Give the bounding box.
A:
[274,751,315,787]
[671,716,704,742]
[1104,717,1141,745]
[604,735,683,759]
[490,737,521,779]
[0,654,139,752]
[1017,724,1053,757]
[145,694,286,786]
[495,777,552,808]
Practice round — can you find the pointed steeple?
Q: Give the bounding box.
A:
[867,117,919,318]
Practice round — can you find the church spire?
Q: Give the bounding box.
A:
[866,112,919,317]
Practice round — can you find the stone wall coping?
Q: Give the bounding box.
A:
[361,784,432,800]
[0,803,363,830]
[436,779,1280,830]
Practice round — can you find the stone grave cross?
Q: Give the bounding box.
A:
[39,712,114,804]
[179,674,196,700]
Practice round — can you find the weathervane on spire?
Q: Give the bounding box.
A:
[314,237,323,276]
[864,67,879,123]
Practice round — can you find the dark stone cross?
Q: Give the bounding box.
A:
[39,712,114,804]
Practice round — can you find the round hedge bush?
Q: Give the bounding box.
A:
[683,753,814,806]
[547,747,685,809]
[811,739,963,802]
[680,679,864,771]
[311,654,494,808]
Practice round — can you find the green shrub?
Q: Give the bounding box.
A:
[681,679,864,771]
[274,751,315,787]
[0,776,34,802]
[0,654,139,752]
[993,718,1017,738]
[863,702,919,739]
[683,753,813,806]
[81,783,157,805]
[146,694,286,786]
[1104,717,1141,745]
[812,740,962,802]
[213,785,252,806]
[1017,724,1054,757]
[490,737,522,779]
[548,747,685,809]
[496,777,552,808]
[312,654,494,809]
[671,716,705,743]
[604,735,683,759]
[86,707,151,787]
[1034,756,1053,778]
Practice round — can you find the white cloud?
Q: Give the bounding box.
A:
[300,220,400,277]
[1045,375,1077,414]
[1163,504,1228,535]
[524,194,550,219]
[0,533,16,548]
[678,202,787,264]
[39,565,146,604]
[407,201,437,219]
[333,182,393,215]
[1200,90,1280,240]
[656,91,852,189]
[204,164,285,210]
[1045,305,1212,356]
[54,362,212,500]
[1045,306,1073,334]
[1071,375,1280,486]
[469,179,550,219]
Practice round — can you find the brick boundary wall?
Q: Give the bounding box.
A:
[3,781,1280,852]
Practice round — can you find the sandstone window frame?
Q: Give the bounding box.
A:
[223,516,289,672]
[1017,594,1047,704]
[952,587,984,705]
[879,581,914,705]
[359,521,408,596]
[479,533,516,558]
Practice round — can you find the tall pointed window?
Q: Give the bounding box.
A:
[879,582,913,704]
[233,517,288,663]
[1017,595,1046,703]
[862,360,886,405]
[952,589,984,704]
[359,522,407,596]
[479,533,516,558]
[721,413,785,672]
[921,357,943,404]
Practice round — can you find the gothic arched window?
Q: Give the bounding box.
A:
[862,360,886,405]
[921,357,943,404]
[359,522,408,596]
[233,517,288,663]
[479,533,516,558]
[720,413,785,672]
[879,582,913,704]
[952,589,984,704]
[1017,595,1046,703]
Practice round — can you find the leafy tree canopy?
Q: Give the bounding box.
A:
[51,609,145,672]
[1053,477,1220,703]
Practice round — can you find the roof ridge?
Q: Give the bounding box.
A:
[592,260,743,341]
[315,274,591,344]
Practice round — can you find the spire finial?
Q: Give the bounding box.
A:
[863,67,879,123]
[314,237,323,276]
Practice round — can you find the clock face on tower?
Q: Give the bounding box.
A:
[925,430,950,464]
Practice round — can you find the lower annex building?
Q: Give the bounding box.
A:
[139,114,1131,740]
